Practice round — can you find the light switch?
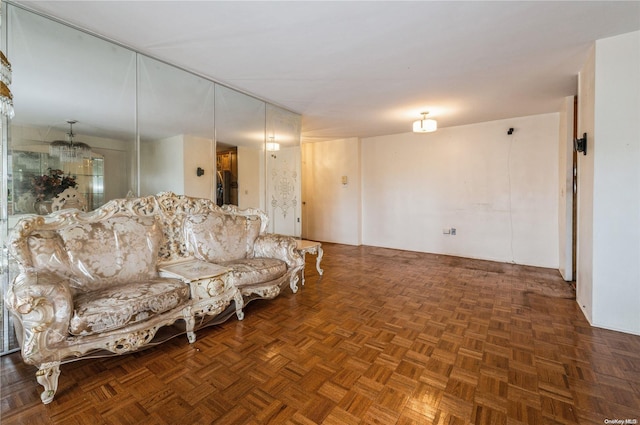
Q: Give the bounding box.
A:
[341,176,348,185]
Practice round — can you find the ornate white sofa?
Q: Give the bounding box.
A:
[5,192,303,404]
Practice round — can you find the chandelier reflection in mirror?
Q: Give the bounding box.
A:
[0,51,14,119]
[49,120,92,163]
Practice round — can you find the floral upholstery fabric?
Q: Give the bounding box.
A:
[254,234,304,269]
[184,212,261,263]
[57,216,163,293]
[27,231,74,280]
[69,278,189,336]
[220,258,287,288]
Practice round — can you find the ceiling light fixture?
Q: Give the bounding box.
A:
[413,112,437,133]
[49,120,93,162]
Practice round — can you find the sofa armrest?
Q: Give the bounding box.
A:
[5,272,74,365]
[252,234,304,270]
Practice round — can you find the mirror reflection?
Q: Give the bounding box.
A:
[138,55,215,199]
[1,2,303,356]
[7,5,136,217]
[215,84,266,210]
[4,4,302,222]
[266,104,302,236]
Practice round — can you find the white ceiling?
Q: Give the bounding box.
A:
[14,1,640,143]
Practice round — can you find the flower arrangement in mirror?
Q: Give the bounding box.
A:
[31,168,78,201]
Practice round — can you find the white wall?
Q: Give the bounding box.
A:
[578,31,640,335]
[558,96,575,281]
[183,135,214,199]
[237,145,264,210]
[100,149,131,201]
[140,134,214,199]
[577,47,596,324]
[361,114,559,268]
[140,135,184,196]
[302,137,362,245]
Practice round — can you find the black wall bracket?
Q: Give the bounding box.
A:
[196,167,205,177]
[574,132,587,155]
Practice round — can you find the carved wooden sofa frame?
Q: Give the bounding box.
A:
[5,192,304,404]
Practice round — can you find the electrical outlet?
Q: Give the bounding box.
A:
[451,228,456,235]
[442,228,450,234]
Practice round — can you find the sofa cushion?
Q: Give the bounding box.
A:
[220,258,287,288]
[184,212,261,263]
[69,278,189,336]
[57,216,163,293]
[27,230,74,280]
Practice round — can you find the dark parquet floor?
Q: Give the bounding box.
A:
[2,243,639,424]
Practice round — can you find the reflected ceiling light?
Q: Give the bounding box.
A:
[49,120,93,162]
[413,112,437,133]
[266,137,280,151]
[0,51,14,119]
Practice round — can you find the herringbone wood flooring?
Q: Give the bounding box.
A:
[2,244,639,424]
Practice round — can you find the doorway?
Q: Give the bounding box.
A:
[216,146,238,207]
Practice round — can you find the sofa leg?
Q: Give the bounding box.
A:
[184,311,196,343]
[234,291,245,321]
[290,273,300,294]
[36,362,60,404]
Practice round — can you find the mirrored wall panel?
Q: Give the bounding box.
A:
[2,3,138,354]
[215,84,266,210]
[138,55,215,198]
[7,5,137,218]
[1,3,302,354]
[266,104,302,236]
